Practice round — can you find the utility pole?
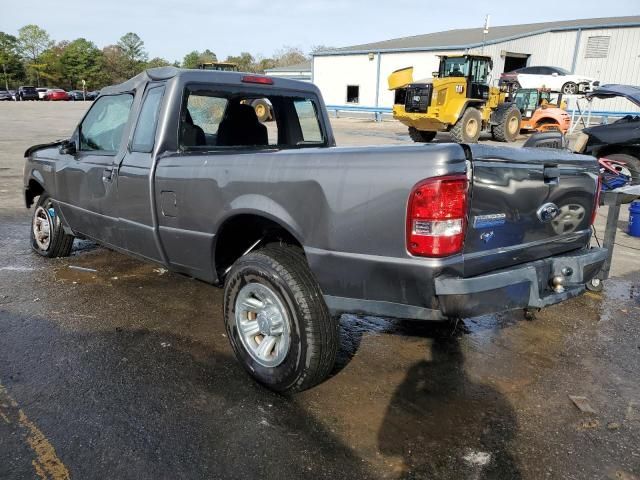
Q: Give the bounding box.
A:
[481,14,490,54]
[2,64,8,91]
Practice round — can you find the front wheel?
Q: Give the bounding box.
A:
[450,107,482,143]
[223,244,338,393]
[31,194,74,257]
[492,104,521,142]
[562,82,578,95]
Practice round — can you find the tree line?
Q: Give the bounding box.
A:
[0,25,326,91]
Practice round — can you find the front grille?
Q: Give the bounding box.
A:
[404,84,432,113]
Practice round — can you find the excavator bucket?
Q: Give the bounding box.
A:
[388,67,414,90]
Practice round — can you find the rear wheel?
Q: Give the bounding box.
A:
[252,99,271,122]
[492,104,521,142]
[605,153,640,185]
[223,244,338,393]
[562,82,578,95]
[450,107,482,143]
[408,127,437,143]
[30,194,74,258]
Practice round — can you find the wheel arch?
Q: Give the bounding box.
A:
[594,144,640,160]
[25,175,45,208]
[213,207,306,284]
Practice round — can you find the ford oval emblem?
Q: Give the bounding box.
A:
[537,203,560,223]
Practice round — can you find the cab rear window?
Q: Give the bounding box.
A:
[179,85,326,150]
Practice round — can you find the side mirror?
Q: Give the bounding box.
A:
[59,139,77,155]
[432,71,439,78]
[552,72,559,77]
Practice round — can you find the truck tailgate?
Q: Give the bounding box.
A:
[463,145,599,277]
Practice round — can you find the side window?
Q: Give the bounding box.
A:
[186,94,228,135]
[131,86,165,153]
[294,99,323,143]
[80,94,133,153]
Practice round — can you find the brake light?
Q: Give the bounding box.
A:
[407,175,468,257]
[591,175,602,225]
[242,75,273,85]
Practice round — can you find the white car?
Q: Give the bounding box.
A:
[500,66,597,95]
[36,88,48,100]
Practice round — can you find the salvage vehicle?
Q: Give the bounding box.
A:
[15,86,39,101]
[574,84,640,185]
[500,66,597,95]
[389,55,521,143]
[513,88,571,134]
[23,67,606,392]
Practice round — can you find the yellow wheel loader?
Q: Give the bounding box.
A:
[389,55,521,143]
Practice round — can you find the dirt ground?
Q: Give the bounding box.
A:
[0,102,639,480]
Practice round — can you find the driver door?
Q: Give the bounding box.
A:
[55,93,134,247]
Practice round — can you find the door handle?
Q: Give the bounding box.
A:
[102,167,117,182]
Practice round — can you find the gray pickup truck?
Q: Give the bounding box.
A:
[23,67,606,392]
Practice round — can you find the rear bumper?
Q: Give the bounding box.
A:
[321,247,607,321]
[435,247,607,318]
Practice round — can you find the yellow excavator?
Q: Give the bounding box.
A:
[389,55,521,143]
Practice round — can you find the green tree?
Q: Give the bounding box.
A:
[273,46,307,67]
[182,50,200,69]
[17,24,53,85]
[102,45,129,84]
[117,32,148,78]
[146,57,171,69]
[0,32,25,89]
[59,38,104,90]
[224,52,256,73]
[182,49,218,69]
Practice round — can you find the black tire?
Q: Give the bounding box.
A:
[492,103,521,142]
[30,194,74,258]
[408,127,437,143]
[605,153,640,185]
[251,99,271,122]
[223,244,338,393]
[562,82,578,95]
[450,107,482,143]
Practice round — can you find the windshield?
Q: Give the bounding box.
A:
[440,58,469,78]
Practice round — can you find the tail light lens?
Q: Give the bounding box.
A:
[407,175,468,257]
[591,175,602,225]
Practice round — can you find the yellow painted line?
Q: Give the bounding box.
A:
[0,382,71,480]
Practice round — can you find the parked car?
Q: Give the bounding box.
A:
[500,66,597,95]
[36,88,48,100]
[0,89,13,101]
[8,90,17,100]
[576,84,640,185]
[67,90,86,101]
[44,89,70,101]
[23,67,606,392]
[16,86,39,101]
[85,90,99,100]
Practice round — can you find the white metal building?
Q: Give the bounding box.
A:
[265,61,312,82]
[312,16,640,112]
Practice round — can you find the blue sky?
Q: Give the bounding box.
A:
[1,0,638,62]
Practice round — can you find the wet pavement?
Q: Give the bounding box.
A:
[1,103,640,479]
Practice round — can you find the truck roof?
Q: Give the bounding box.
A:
[100,66,321,96]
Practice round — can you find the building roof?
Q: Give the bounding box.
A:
[314,16,640,55]
[265,61,311,73]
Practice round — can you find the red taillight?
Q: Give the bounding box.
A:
[407,175,468,257]
[591,175,602,225]
[241,75,273,85]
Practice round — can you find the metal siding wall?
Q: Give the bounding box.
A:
[313,26,640,113]
[313,54,378,106]
[574,27,640,112]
